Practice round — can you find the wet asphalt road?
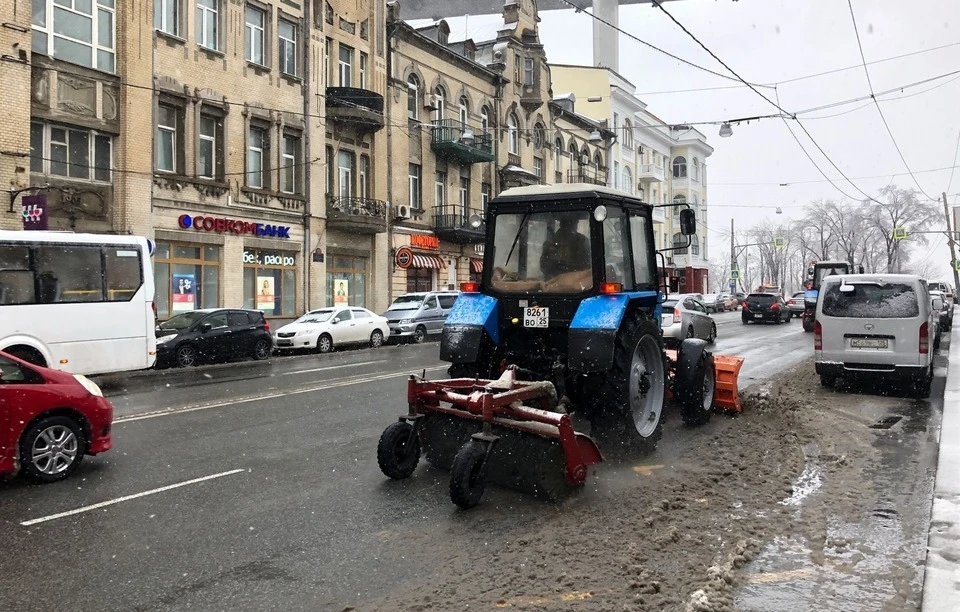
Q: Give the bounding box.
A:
[0,313,946,611]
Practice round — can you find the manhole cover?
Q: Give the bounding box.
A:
[869,415,903,430]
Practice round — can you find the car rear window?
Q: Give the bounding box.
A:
[748,294,775,303]
[821,282,919,318]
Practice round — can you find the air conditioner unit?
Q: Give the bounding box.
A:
[638,145,644,155]
[423,94,437,110]
[394,204,412,220]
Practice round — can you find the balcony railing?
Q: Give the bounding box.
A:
[430,119,494,164]
[325,87,385,132]
[637,163,665,183]
[327,195,387,234]
[567,167,607,186]
[433,207,485,244]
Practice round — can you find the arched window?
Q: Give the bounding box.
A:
[692,194,698,207]
[672,232,688,255]
[692,157,700,181]
[533,122,545,149]
[407,74,420,120]
[434,86,446,122]
[507,112,520,154]
[673,194,687,204]
[623,166,633,194]
[480,106,490,134]
[458,96,469,126]
[580,146,590,167]
[673,156,687,179]
[691,234,700,256]
[554,137,564,173]
[623,119,633,149]
[594,151,603,169]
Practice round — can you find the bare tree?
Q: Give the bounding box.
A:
[863,186,941,272]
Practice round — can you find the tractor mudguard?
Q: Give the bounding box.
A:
[440,293,499,363]
[568,292,660,372]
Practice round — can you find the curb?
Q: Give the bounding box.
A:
[922,312,960,611]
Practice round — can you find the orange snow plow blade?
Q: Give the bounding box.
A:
[711,355,745,413]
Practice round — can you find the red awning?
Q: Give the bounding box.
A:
[470,259,483,273]
[411,254,446,269]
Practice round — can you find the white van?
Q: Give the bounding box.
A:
[381,291,460,343]
[814,274,940,398]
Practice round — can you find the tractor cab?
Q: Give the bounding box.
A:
[801,260,852,332]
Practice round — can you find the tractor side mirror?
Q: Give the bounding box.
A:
[807,267,814,276]
[679,208,696,235]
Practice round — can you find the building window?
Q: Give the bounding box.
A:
[533,157,543,183]
[554,137,564,172]
[30,121,112,182]
[154,0,181,37]
[338,43,353,86]
[459,175,470,215]
[325,145,334,194]
[325,38,333,85]
[480,106,490,134]
[359,155,370,199]
[197,112,224,180]
[406,268,433,293]
[523,57,535,86]
[673,156,687,178]
[359,52,368,89]
[481,183,491,215]
[532,123,545,149]
[247,125,268,189]
[507,112,519,155]
[623,166,633,195]
[672,232,687,255]
[338,150,354,198]
[458,97,469,126]
[244,5,266,66]
[434,86,446,123]
[326,255,367,308]
[32,0,116,73]
[156,104,180,173]
[407,74,420,121]
[408,163,422,210]
[281,132,301,194]
[435,171,447,209]
[244,249,297,316]
[691,234,700,256]
[153,242,220,320]
[613,161,619,190]
[278,19,297,76]
[197,0,219,50]
[692,157,700,182]
[514,53,522,83]
[623,119,633,149]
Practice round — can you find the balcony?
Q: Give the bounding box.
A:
[567,167,608,186]
[327,196,387,234]
[325,87,385,133]
[637,163,665,183]
[433,207,485,244]
[652,206,666,224]
[430,120,495,164]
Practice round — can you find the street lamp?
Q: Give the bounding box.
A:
[588,129,602,144]
[719,122,733,138]
[460,128,475,146]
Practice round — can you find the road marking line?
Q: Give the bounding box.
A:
[20,468,246,526]
[282,359,386,375]
[632,464,665,476]
[114,366,448,424]
[743,567,815,583]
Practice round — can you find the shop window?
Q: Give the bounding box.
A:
[406,268,433,293]
[153,241,221,319]
[243,249,297,316]
[326,255,367,308]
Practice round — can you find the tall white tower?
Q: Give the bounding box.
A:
[592,0,619,71]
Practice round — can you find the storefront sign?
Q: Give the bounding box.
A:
[395,246,414,269]
[410,234,440,250]
[243,250,296,267]
[333,279,349,306]
[474,244,485,256]
[178,214,291,239]
[257,276,275,311]
[172,273,196,312]
[22,194,48,230]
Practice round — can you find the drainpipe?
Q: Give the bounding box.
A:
[385,22,397,304]
[301,0,313,313]
[493,77,504,195]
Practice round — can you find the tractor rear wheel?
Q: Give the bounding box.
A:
[802,317,815,333]
[584,312,665,455]
[674,339,715,426]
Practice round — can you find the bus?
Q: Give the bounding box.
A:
[0,231,157,375]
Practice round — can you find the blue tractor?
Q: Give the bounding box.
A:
[801,260,853,332]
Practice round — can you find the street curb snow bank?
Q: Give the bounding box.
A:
[922,317,960,612]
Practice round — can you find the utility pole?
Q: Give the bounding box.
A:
[730,218,736,293]
[945,192,960,293]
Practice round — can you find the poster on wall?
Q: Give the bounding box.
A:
[334,279,349,306]
[257,276,275,311]
[172,274,196,312]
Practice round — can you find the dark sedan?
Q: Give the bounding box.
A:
[741,293,791,324]
[155,308,273,368]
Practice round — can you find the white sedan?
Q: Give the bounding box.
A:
[273,307,389,353]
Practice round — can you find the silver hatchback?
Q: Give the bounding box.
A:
[661,294,717,347]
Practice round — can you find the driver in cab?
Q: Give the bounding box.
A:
[539,213,592,292]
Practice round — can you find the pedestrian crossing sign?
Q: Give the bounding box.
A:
[730,269,740,280]
[893,227,908,240]
[773,237,786,248]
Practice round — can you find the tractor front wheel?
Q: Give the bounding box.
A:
[584,312,665,455]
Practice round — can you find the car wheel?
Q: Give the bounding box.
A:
[413,325,427,344]
[176,344,198,367]
[707,322,717,344]
[253,338,271,361]
[370,329,385,349]
[19,416,86,483]
[317,334,333,354]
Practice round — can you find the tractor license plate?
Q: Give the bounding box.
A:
[754,314,763,319]
[524,307,549,328]
[851,338,888,349]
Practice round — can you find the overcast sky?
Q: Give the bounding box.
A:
[421,0,960,280]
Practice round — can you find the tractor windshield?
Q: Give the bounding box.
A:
[813,264,849,289]
[489,209,593,294]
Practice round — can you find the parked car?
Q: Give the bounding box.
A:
[930,289,953,332]
[741,293,791,324]
[0,350,113,482]
[274,307,389,353]
[156,309,273,368]
[815,274,939,397]
[786,291,806,318]
[717,293,738,311]
[929,281,955,309]
[661,294,717,346]
[382,291,460,343]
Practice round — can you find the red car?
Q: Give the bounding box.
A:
[0,351,113,483]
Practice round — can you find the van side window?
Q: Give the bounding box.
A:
[438,296,457,309]
[425,297,438,309]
